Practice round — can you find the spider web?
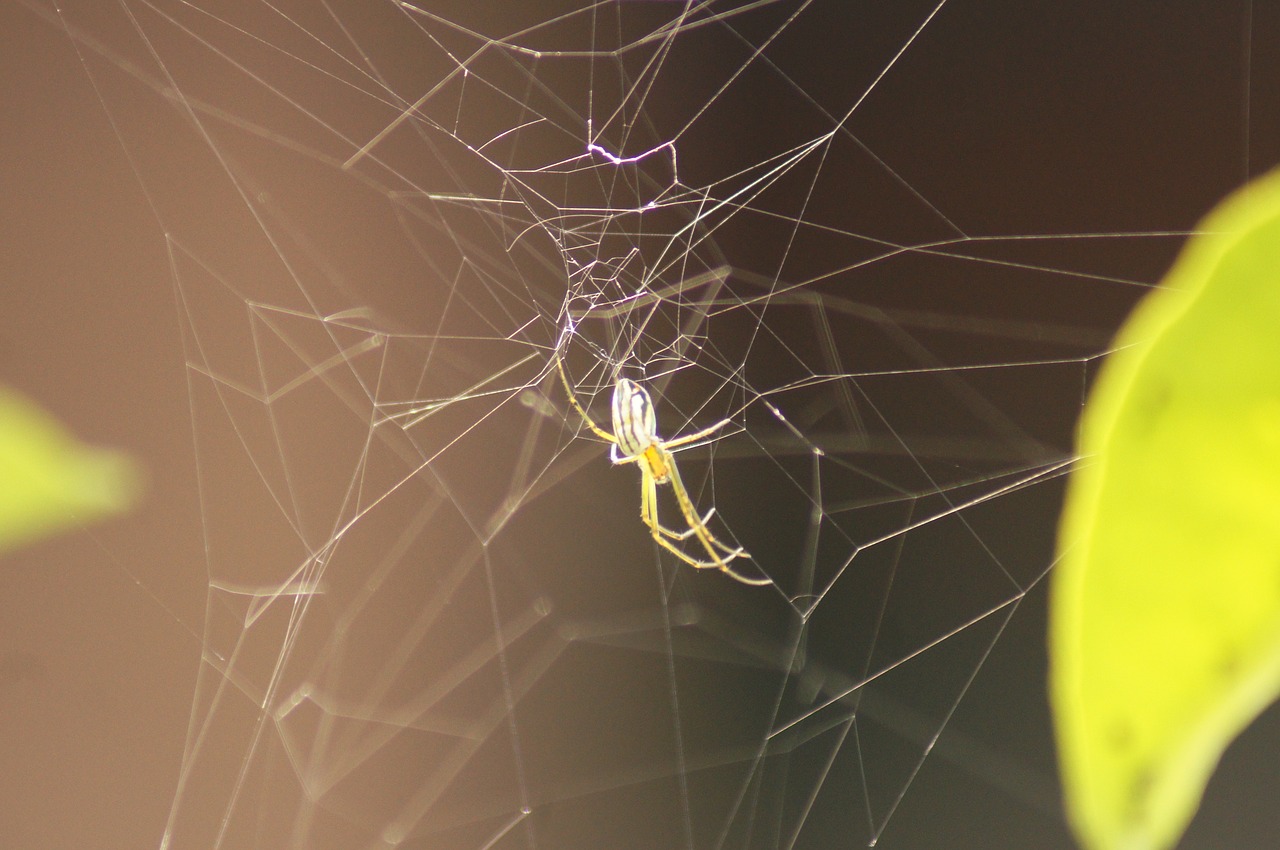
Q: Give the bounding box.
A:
[6,1,1273,849]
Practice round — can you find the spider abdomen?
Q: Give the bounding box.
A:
[612,377,658,458]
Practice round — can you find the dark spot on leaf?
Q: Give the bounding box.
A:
[1107,719,1134,752]
[1132,381,1172,436]
[1217,650,1241,680]
[1127,766,1154,819]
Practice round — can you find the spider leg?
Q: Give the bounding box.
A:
[644,510,741,572]
[647,450,771,586]
[641,466,735,549]
[654,505,716,541]
[640,464,689,547]
[665,454,757,571]
[555,355,618,445]
[652,506,744,556]
[660,417,735,451]
[650,526,769,586]
[610,443,645,466]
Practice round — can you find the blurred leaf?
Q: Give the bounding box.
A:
[0,387,138,554]
[1051,169,1280,850]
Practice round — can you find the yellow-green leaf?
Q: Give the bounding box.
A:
[0,388,139,554]
[1051,169,1280,850]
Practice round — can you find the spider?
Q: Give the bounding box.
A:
[555,355,769,585]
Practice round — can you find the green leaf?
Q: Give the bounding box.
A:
[0,388,139,554]
[1051,169,1280,850]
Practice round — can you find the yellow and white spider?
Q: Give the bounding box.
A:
[555,355,769,586]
